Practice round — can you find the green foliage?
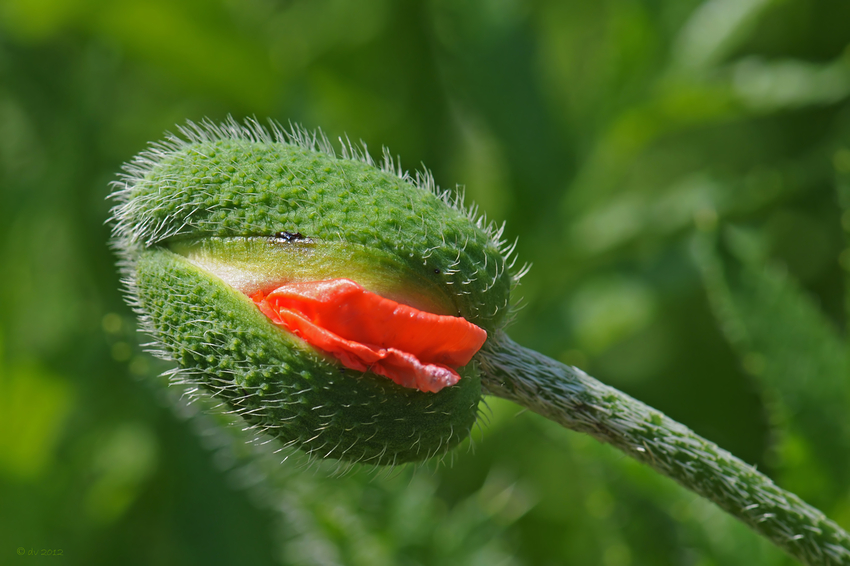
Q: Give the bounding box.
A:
[2,0,850,564]
[694,229,850,511]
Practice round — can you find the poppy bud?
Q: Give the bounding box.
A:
[110,118,519,464]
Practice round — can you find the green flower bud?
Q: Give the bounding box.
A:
[110,118,520,465]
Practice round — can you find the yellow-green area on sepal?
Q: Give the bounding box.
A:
[171,236,458,317]
[137,247,482,465]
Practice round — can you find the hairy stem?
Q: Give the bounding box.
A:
[479,333,850,566]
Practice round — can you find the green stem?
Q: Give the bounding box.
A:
[479,333,850,566]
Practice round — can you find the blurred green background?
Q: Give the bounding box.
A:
[2,0,850,564]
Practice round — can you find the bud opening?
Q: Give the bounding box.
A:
[251,278,487,393]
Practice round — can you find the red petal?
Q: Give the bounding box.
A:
[251,278,487,393]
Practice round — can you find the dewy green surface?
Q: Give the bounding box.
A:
[111,119,516,464]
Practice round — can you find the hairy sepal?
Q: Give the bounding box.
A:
[135,247,482,465]
[111,118,519,333]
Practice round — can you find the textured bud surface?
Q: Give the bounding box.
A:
[252,278,487,393]
[110,118,522,464]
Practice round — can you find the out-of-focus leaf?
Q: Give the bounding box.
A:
[0,0,279,109]
[0,345,75,480]
[693,229,850,507]
[567,275,658,355]
[84,423,158,525]
[673,0,778,71]
[732,55,850,112]
[835,142,850,327]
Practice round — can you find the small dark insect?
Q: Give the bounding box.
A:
[273,231,305,242]
[434,268,441,274]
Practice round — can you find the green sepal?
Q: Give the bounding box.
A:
[136,247,482,464]
[115,125,514,332]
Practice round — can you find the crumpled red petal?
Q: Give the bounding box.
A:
[251,278,487,393]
